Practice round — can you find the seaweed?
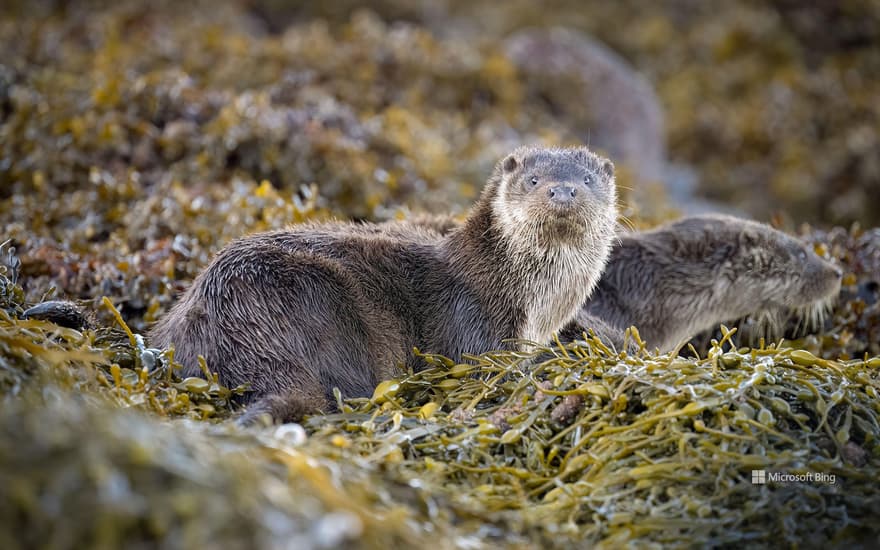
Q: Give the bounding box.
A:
[306,333,880,546]
[2,1,880,548]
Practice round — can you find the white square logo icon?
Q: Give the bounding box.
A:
[751,470,766,484]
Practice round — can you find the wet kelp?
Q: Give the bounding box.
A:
[0,0,586,222]
[2,1,880,548]
[319,336,880,547]
[0,387,433,550]
[800,225,880,359]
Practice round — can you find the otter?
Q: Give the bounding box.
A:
[573,214,843,352]
[150,147,618,422]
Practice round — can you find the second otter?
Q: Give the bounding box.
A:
[576,214,843,352]
[150,147,618,422]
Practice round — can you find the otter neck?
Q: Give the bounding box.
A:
[448,193,610,348]
[657,278,728,350]
[644,257,743,351]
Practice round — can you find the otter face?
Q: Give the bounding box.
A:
[492,147,617,248]
[732,226,842,311]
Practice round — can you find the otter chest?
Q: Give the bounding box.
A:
[519,254,601,346]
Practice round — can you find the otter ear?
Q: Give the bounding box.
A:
[601,159,614,179]
[502,155,518,174]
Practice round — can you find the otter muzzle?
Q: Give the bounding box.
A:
[547,184,578,205]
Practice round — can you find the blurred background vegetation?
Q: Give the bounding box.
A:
[1,1,879,548]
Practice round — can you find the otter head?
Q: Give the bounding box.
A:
[731,222,841,306]
[725,220,843,338]
[686,216,843,331]
[490,146,618,251]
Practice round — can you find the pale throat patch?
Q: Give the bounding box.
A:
[518,237,611,347]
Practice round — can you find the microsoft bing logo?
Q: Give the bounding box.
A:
[749,469,835,485]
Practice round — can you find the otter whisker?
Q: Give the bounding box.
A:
[617,214,636,232]
[750,309,783,344]
[791,307,806,337]
[788,297,835,338]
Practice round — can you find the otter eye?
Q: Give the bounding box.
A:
[529,177,539,186]
[583,174,594,185]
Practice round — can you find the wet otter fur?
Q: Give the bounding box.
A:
[577,214,843,352]
[150,146,618,423]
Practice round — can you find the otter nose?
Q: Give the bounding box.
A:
[548,185,577,203]
[833,266,843,278]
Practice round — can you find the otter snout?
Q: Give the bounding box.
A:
[817,257,843,283]
[803,255,843,302]
[548,184,577,204]
[827,262,843,292]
